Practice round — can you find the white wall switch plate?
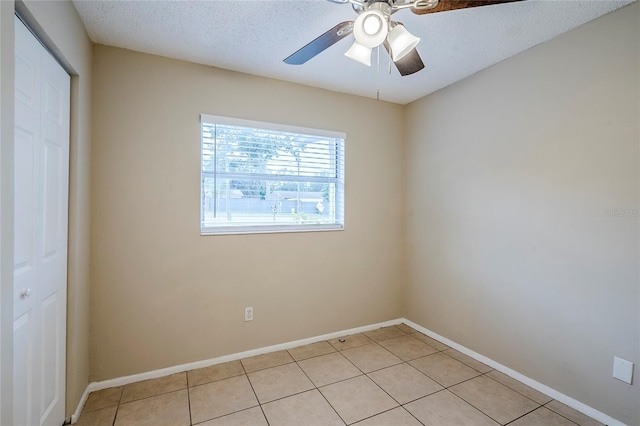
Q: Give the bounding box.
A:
[612,356,634,384]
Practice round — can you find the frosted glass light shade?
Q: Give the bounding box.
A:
[345,41,372,66]
[353,10,388,48]
[388,24,420,61]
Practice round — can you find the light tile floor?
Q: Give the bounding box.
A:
[76,324,605,426]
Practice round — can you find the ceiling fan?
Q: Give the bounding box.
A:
[284,0,522,76]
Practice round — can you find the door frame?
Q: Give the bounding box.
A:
[1,2,17,424]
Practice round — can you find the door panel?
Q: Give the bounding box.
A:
[13,128,35,274]
[44,80,64,125]
[14,15,70,426]
[14,50,36,107]
[40,293,59,423]
[13,313,33,426]
[42,141,61,261]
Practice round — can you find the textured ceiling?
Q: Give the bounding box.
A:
[72,0,633,104]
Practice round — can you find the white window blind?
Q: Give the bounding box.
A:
[201,114,345,235]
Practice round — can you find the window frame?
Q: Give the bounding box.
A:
[200,114,345,235]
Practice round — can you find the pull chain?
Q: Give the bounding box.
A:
[376,45,380,101]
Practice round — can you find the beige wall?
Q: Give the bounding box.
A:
[404,3,639,425]
[1,0,93,418]
[90,45,405,381]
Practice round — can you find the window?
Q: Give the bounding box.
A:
[201,114,345,235]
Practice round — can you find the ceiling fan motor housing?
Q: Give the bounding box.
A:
[360,0,393,16]
[355,0,440,13]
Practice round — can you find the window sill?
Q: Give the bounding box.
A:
[200,223,344,236]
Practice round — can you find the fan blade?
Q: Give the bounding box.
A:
[284,21,354,65]
[384,42,425,76]
[412,0,524,15]
[394,48,425,75]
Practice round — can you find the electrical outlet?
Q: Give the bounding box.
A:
[613,356,634,384]
[244,307,253,322]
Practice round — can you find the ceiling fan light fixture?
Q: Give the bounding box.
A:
[388,23,421,61]
[344,40,372,66]
[353,9,388,48]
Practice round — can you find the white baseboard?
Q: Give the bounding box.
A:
[70,383,91,424]
[70,318,402,423]
[71,317,624,426]
[403,319,626,426]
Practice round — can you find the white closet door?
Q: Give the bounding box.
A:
[14,15,70,426]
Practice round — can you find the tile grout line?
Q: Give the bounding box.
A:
[111,385,124,426]
[480,369,554,407]
[188,371,245,389]
[114,375,189,407]
[293,356,349,425]
[185,372,193,426]
[297,340,369,387]
[440,388,508,425]
[446,375,542,426]
[241,357,272,426]
[241,358,296,374]
[542,401,590,426]
[286,341,337,363]
[354,405,427,426]
[502,405,577,426]
[189,367,266,424]
[478,374,543,407]
[362,364,425,425]
[349,325,428,425]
